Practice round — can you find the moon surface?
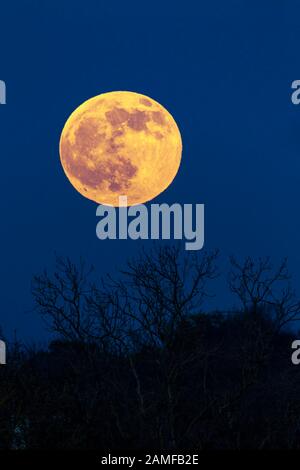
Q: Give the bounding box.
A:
[59,91,182,206]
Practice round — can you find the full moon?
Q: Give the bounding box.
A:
[59,91,182,206]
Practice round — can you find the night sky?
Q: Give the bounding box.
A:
[0,0,300,339]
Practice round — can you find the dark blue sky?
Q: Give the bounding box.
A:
[0,0,300,339]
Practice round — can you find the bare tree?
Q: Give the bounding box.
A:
[29,248,300,450]
[105,245,219,349]
[229,256,300,330]
[32,257,95,342]
[32,245,219,448]
[97,245,219,448]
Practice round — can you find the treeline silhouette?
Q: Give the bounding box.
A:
[1,246,300,450]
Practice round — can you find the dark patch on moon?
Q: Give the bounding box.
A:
[105,106,150,132]
[60,138,73,164]
[154,131,163,139]
[109,181,121,191]
[140,98,152,107]
[106,136,124,154]
[127,110,149,131]
[112,129,124,137]
[152,111,165,125]
[105,107,130,126]
[75,118,106,154]
[62,135,138,193]
[106,128,125,155]
[107,156,138,192]
[66,156,100,188]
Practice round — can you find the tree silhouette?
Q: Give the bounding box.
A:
[0,246,300,449]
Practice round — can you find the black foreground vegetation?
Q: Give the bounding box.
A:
[1,245,300,450]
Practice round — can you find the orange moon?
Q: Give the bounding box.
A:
[59,91,182,206]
